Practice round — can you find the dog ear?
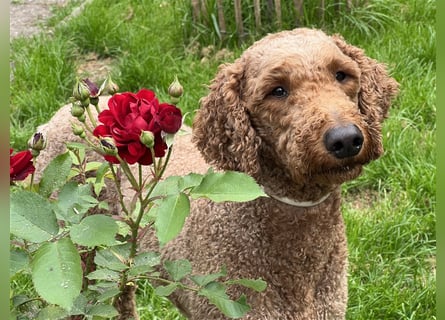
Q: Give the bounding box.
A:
[192,60,261,177]
[331,34,399,122]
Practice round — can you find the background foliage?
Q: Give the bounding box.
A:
[10,0,435,319]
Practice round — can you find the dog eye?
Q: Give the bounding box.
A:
[335,71,347,82]
[269,86,288,98]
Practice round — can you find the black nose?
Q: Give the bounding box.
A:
[324,124,364,159]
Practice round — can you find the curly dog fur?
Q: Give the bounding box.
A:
[33,28,398,319]
[163,28,398,319]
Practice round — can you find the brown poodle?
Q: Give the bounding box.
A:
[33,28,398,319]
[162,28,398,319]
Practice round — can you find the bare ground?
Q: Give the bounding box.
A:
[10,0,113,82]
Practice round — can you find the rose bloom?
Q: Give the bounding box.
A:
[93,89,182,165]
[10,149,35,184]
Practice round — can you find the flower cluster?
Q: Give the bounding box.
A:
[10,149,35,184]
[93,89,182,165]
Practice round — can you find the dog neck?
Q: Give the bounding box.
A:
[261,187,332,207]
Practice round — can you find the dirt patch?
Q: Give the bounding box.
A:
[76,52,115,83]
[10,0,70,39]
[11,0,114,85]
[343,188,380,211]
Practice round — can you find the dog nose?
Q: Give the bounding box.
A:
[324,124,364,159]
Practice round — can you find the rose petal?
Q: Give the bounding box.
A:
[10,150,35,182]
[156,103,182,133]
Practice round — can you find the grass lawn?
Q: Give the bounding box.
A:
[10,0,435,319]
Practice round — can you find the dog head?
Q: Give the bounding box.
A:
[193,28,398,197]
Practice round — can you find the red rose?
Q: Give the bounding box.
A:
[10,148,35,183]
[155,103,183,133]
[93,89,182,165]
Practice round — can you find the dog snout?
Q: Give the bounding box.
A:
[323,124,364,159]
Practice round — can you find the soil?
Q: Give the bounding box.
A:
[10,0,70,39]
[10,0,112,82]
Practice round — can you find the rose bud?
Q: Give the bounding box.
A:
[71,102,85,118]
[99,75,119,96]
[71,124,86,138]
[140,130,155,149]
[168,76,184,104]
[100,137,118,156]
[83,78,100,106]
[83,78,100,98]
[29,132,46,151]
[29,132,46,157]
[72,78,91,102]
[77,113,86,123]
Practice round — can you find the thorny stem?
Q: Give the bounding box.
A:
[122,146,174,296]
[141,146,174,208]
[117,155,140,192]
[100,139,174,315]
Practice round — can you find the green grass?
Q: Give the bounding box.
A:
[10,0,435,319]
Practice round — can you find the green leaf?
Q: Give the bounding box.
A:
[226,278,267,292]
[31,238,82,310]
[70,215,119,247]
[154,283,178,296]
[85,161,104,172]
[154,192,190,246]
[150,173,203,199]
[86,304,119,317]
[86,269,120,281]
[67,143,86,166]
[97,288,121,302]
[11,294,32,308]
[190,266,227,287]
[88,281,118,293]
[70,293,88,316]
[164,259,192,281]
[94,244,130,271]
[66,142,87,151]
[10,248,30,276]
[55,182,98,223]
[10,190,59,243]
[36,305,69,320]
[150,176,182,198]
[190,171,266,202]
[179,173,204,191]
[199,282,250,318]
[39,152,73,198]
[128,251,161,276]
[134,251,161,267]
[93,162,113,196]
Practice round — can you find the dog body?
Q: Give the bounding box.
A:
[34,28,398,319]
[164,28,398,319]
